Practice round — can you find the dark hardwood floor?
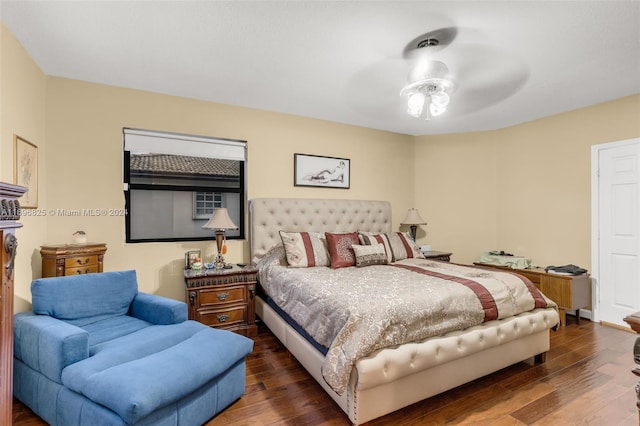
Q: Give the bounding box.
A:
[13,316,640,425]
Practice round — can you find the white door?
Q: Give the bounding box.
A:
[596,139,640,327]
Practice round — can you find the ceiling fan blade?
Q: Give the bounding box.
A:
[413,43,530,114]
[343,59,412,118]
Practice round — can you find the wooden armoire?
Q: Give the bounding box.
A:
[0,182,27,424]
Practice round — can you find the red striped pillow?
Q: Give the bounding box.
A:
[358,232,424,262]
[279,231,330,267]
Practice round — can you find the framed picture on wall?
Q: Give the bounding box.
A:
[294,153,350,189]
[13,134,38,208]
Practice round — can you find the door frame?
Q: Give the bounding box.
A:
[591,137,640,323]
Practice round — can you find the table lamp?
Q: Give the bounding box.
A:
[202,208,238,269]
[401,208,427,242]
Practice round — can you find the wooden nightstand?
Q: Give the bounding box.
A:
[40,243,107,277]
[421,250,452,262]
[184,264,257,337]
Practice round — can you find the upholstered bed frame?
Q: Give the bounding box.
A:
[250,198,559,425]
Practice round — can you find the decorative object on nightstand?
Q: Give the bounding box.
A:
[421,250,452,262]
[184,264,257,337]
[202,207,238,269]
[72,230,87,244]
[40,243,107,277]
[401,208,426,241]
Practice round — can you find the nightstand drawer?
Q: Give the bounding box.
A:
[198,286,246,306]
[184,264,258,337]
[196,306,246,327]
[65,255,98,268]
[65,265,99,275]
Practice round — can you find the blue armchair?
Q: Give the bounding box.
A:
[13,270,253,425]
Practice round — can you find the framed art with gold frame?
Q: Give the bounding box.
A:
[13,134,38,208]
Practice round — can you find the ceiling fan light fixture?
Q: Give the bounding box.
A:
[430,91,450,107]
[400,77,453,120]
[407,92,426,117]
[429,103,447,117]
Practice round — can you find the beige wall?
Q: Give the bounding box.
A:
[413,131,500,263]
[415,94,640,269]
[41,78,414,304]
[1,24,48,312]
[1,22,414,310]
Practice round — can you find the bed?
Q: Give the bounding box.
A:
[250,198,559,425]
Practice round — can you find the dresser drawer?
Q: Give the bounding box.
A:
[64,255,98,269]
[515,270,540,285]
[41,243,107,278]
[196,306,247,327]
[198,286,246,307]
[65,265,99,275]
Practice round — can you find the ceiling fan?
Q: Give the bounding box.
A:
[344,26,530,127]
[399,27,530,120]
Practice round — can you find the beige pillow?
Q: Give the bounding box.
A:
[352,244,388,267]
[279,231,330,267]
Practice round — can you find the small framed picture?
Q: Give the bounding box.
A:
[185,250,201,269]
[294,153,350,189]
[13,135,38,208]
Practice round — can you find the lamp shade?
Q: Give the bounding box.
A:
[202,208,238,230]
[401,208,426,225]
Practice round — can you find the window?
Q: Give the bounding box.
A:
[193,192,223,219]
[123,128,246,243]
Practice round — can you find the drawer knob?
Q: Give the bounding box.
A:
[217,314,230,323]
[76,258,90,265]
[216,292,230,301]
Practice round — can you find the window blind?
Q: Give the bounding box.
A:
[123,128,246,161]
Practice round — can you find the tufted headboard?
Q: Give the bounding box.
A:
[249,198,392,263]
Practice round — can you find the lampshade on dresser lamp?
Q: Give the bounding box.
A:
[202,208,238,269]
[401,208,427,242]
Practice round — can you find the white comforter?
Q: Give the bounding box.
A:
[257,246,556,395]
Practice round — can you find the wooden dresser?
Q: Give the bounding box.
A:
[40,243,107,277]
[0,182,27,425]
[474,262,591,326]
[184,264,257,337]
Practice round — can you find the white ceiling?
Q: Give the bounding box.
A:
[1,1,639,136]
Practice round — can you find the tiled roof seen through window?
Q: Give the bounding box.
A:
[130,154,239,177]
